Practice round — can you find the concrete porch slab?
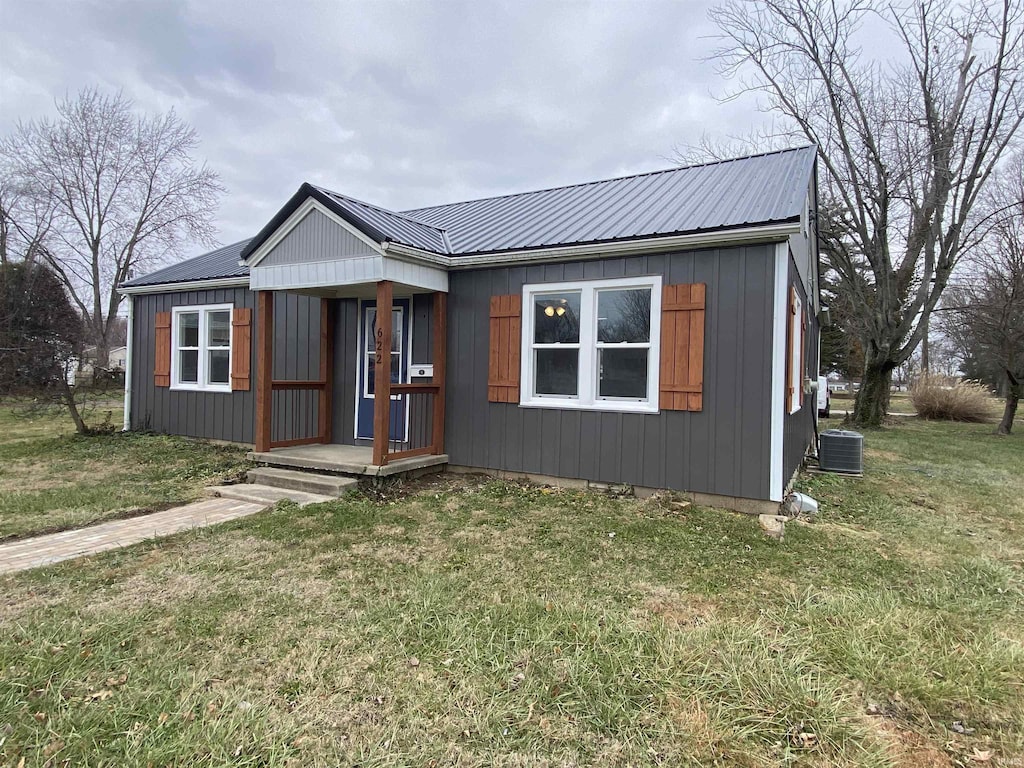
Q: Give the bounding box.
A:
[247,444,448,478]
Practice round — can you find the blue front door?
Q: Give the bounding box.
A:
[356,297,410,441]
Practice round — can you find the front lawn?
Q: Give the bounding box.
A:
[0,418,1021,766]
[0,402,250,541]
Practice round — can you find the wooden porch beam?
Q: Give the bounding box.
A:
[255,291,274,452]
[432,291,447,456]
[372,280,393,466]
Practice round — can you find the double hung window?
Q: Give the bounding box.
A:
[171,304,233,391]
[521,276,661,412]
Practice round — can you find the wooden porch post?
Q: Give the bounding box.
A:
[255,290,274,452]
[432,291,447,455]
[318,298,334,444]
[372,280,393,466]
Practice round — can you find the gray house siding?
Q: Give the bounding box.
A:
[444,245,776,500]
[781,257,819,488]
[133,288,360,446]
[131,287,258,443]
[261,209,376,266]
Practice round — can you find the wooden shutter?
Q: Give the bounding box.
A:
[660,283,706,411]
[231,307,252,391]
[488,294,521,403]
[154,311,171,387]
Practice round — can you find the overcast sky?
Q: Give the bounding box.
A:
[0,0,771,253]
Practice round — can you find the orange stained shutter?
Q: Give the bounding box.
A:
[231,307,252,391]
[659,283,706,411]
[154,311,171,387]
[488,294,521,403]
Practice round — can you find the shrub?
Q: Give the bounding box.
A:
[910,374,996,422]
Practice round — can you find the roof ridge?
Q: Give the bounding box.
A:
[402,145,816,215]
[312,184,449,235]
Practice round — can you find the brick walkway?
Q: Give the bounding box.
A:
[0,497,266,575]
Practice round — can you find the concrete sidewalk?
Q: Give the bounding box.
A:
[0,497,265,575]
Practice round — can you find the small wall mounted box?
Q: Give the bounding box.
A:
[412,364,434,378]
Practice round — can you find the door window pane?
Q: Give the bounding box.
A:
[207,311,230,347]
[368,308,403,353]
[179,349,199,383]
[534,292,581,344]
[598,348,648,398]
[366,352,401,394]
[179,313,199,347]
[535,349,579,396]
[208,349,230,384]
[597,289,651,343]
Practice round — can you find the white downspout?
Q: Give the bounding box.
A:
[123,294,134,431]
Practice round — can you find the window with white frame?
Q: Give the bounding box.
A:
[521,276,661,412]
[171,304,233,391]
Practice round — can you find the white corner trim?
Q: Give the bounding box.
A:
[118,276,249,296]
[769,242,789,502]
[245,198,384,268]
[123,294,134,431]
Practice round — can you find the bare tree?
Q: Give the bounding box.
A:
[708,0,1024,426]
[0,157,53,266]
[942,155,1024,434]
[1,88,223,363]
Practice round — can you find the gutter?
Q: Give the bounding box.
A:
[118,276,250,296]
[381,221,800,270]
[119,221,801,296]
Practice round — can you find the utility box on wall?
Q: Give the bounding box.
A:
[411,364,434,378]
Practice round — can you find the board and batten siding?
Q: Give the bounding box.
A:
[445,245,775,500]
[133,288,347,445]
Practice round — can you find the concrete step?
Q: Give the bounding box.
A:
[206,484,334,508]
[246,467,358,497]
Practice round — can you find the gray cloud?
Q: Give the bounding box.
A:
[0,0,768,254]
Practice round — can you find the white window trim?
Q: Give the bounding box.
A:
[788,292,803,414]
[520,275,662,414]
[170,303,234,393]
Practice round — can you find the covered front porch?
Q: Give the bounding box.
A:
[252,280,447,468]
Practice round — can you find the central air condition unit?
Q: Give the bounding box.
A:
[819,429,863,475]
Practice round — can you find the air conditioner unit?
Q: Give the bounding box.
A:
[819,429,863,475]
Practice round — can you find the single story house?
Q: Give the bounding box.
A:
[119,146,822,512]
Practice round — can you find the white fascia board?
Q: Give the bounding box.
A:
[245,197,384,268]
[118,276,250,296]
[769,242,789,502]
[383,221,799,270]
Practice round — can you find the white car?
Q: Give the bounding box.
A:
[817,375,831,418]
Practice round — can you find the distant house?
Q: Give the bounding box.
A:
[108,346,127,372]
[118,147,822,512]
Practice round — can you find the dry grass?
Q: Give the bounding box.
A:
[910,375,998,422]
[0,402,250,540]
[0,420,1022,766]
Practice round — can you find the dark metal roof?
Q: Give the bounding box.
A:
[121,239,251,287]
[124,146,816,288]
[313,186,449,253]
[402,145,816,254]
